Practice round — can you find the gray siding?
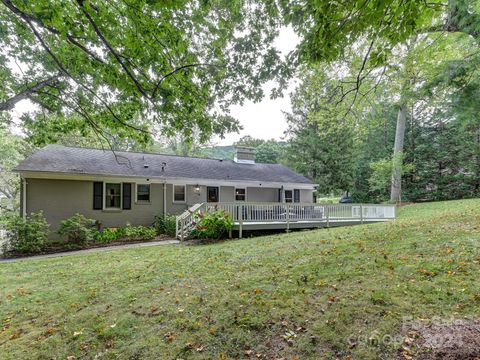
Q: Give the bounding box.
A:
[246,187,278,202]
[220,186,234,202]
[26,179,164,234]
[300,189,314,203]
[25,178,315,239]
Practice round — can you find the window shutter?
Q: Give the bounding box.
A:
[122,183,132,210]
[294,189,300,203]
[93,182,103,210]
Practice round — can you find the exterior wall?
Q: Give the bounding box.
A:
[246,187,278,202]
[300,189,314,203]
[220,186,234,202]
[24,178,316,239]
[26,178,164,235]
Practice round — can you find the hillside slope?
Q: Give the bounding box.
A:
[1,199,480,359]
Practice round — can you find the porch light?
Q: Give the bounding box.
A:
[194,185,200,192]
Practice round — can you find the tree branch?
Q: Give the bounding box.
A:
[76,0,151,100]
[152,63,215,98]
[2,0,106,64]
[0,74,62,111]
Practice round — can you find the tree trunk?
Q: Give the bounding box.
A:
[390,104,407,202]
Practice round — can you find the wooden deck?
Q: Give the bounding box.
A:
[176,202,396,240]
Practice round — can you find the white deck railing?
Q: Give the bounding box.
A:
[176,202,396,240]
[175,203,205,241]
[205,202,395,223]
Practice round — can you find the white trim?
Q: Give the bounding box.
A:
[22,178,27,218]
[284,189,293,203]
[104,182,122,210]
[163,183,166,214]
[172,184,186,203]
[234,187,247,202]
[135,183,151,203]
[18,171,317,190]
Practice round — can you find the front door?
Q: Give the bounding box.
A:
[207,186,219,203]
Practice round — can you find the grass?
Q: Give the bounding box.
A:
[1,199,480,359]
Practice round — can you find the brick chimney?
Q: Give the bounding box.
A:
[234,146,256,164]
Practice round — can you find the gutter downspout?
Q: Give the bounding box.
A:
[22,178,27,218]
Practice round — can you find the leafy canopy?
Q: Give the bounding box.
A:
[0,0,287,143]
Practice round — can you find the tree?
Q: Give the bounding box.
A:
[284,67,358,194]
[0,0,288,144]
[234,136,265,148]
[0,125,34,211]
[255,140,282,164]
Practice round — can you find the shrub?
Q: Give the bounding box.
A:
[124,225,156,241]
[192,210,233,240]
[94,227,126,244]
[1,212,49,255]
[58,213,96,245]
[153,214,176,237]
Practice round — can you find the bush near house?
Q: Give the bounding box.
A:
[124,225,157,241]
[192,209,234,239]
[1,211,49,254]
[153,214,177,237]
[94,227,126,244]
[58,213,97,245]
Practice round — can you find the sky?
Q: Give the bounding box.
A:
[216,27,300,145]
[9,27,301,146]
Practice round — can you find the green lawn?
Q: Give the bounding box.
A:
[1,199,480,359]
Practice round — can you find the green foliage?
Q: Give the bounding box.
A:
[192,210,234,240]
[234,135,265,148]
[0,0,287,144]
[153,215,176,237]
[285,69,357,194]
[58,213,96,245]
[94,228,126,244]
[1,211,49,254]
[124,225,156,241]
[0,125,35,212]
[368,154,414,195]
[255,140,282,164]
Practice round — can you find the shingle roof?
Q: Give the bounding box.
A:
[15,145,314,185]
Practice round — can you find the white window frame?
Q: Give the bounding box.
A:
[104,182,122,210]
[234,187,247,202]
[293,189,301,203]
[136,183,151,203]
[284,189,293,203]
[173,184,187,203]
[206,186,220,203]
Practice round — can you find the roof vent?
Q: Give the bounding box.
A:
[144,164,149,168]
[234,146,256,164]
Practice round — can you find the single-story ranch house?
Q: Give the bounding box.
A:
[14,145,316,233]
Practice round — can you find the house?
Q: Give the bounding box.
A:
[14,145,316,234]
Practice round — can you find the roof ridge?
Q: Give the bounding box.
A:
[44,144,234,162]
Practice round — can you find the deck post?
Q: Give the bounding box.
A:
[239,204,243,238]
[286,204,290,232]
[180,218,185,241]
[360,204,364,224]
[326,205,330,227]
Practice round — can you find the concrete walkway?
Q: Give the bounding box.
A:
[0,239,180,263]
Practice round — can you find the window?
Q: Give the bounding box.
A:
[173,185,186,202]
[235,188,246,201]
[137,184,150,202]
[105,183,121,209]
[207,187,219,202]
[284,190,293,203]
[294,189,300,203]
